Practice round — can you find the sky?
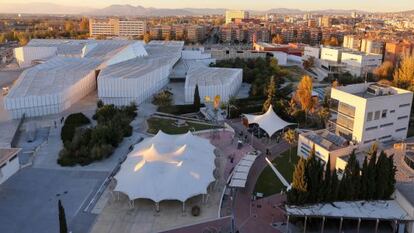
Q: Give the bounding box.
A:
[1,0,414,12]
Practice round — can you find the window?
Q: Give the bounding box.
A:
[398,116,409,120]
[381,110,387,118]
[396,128,407,132]
[400,103,410,108]
[380,123,393,128]
[374,111,380,120]
[366,126,378,131]
[379,135,392,140]
[390,110,395,113]
[367,112,373,121]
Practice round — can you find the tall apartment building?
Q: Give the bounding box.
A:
[298,83,413,172]
[360,39,384,55]
[343,35,361,51]
[149,26,162,40]
[225,10,249,24]
[187,25,206,43]
[384,40,414,65]
[319,16,332,27]
[89,18,146,37]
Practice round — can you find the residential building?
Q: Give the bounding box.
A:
[360,39,384,55]
[343,35,361,51]
[187,25,206,43]
[384,40,414,65]
[225,10,249,24]
[89,18,146,37]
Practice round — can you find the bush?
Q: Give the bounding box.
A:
[191,206,201,216]
[58,103,137,166]
[61,113,90,142]
[152,90,173,106]
[157,104,204,115]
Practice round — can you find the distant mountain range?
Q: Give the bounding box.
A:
[0,2,411,16]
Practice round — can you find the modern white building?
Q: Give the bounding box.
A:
[341,51,383,77]
[303,46,321,59]
[185,63,242,103]
[320,47,343,63]
[0,148,21,185]
[298,83,413,172]
[330,83,412,144]
[98,41,183,106]
[5,39,184,118]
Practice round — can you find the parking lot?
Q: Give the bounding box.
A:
[0,167,108,233]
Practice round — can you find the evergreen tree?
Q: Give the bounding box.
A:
[339,150,360,200]
[305,145,324,203]
[322,155,332,201]
[360,156,369,200]
[375,151,390,199]
[193,84,201,110]
[367,148,378,200]
[58,200,68,233]
[329,168,339,202]
[263,76,276,112]
[384,154,397,199]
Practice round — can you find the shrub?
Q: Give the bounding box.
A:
[152,90,173,106]
[61,113,90,142]
[191,206,201,216]
[157,104,204,115]
[58,103,137,166]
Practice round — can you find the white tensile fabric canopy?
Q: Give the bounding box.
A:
[114,131,216,203]
[243,105,295,137]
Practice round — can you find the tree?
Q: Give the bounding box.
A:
[338,150,360,201]
[366,145,378,200]
[317,107,330,128]
[283,129,297,163]
[79,17,89,32]
[393,55,414,91]
[360,156,369,200]
[272,34,284,44]
[295,75,316,121]
[64,21,75,33]
[373,61,394,81]
[263,76,276,112]
[194,84,201,110]
[288,157,308,204]
[305,146,324,203]
[323,37,339,46]
[303,57,315,70]
[58,200,68,233]
[143,32,151,44]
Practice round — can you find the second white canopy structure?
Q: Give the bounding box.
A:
[243,105,295,137]
[114,131,216,203]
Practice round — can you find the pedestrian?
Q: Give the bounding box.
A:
[54,121,57,128]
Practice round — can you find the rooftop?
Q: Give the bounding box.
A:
[185,64,242,87]
[304,129,349,151]
[0,148,21,166]
[334,82,411,99]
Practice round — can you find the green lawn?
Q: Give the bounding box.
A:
[147,117,219,134]
[254,146,299,197]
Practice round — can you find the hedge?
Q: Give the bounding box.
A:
[157,104,205,115]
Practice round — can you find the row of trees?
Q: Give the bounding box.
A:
[287,145,396,205]
[58,102,137,166]
[212,57,288,97]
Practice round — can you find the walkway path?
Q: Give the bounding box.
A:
[227,119,290,233]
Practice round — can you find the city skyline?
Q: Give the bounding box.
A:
[0,0,414,12]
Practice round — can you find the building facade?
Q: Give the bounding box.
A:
[225,10,249,24]
[89,18,146,37]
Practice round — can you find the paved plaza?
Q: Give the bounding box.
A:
[0,167,108,233]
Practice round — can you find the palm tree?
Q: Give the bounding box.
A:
[283,129,297,163]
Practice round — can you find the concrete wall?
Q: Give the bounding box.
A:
[0,155,19,185]
[321,47,342,63]
[14,46,57,68]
